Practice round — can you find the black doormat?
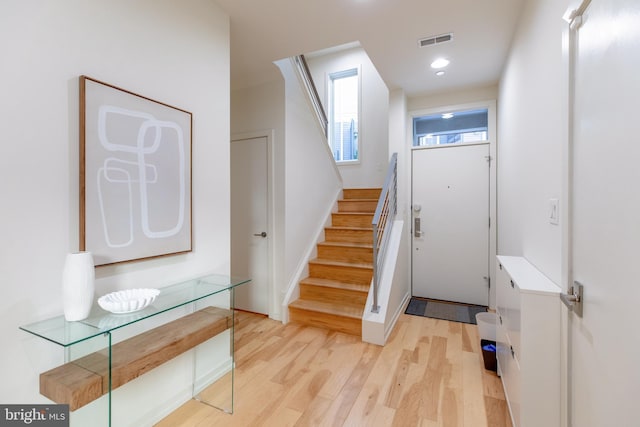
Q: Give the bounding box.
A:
[405,297,487,324]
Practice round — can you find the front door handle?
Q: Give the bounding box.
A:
[414,218,422,238]
[560,281,583,317]
[253,231,267,238]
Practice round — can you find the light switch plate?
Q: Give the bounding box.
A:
[549,198,559,225]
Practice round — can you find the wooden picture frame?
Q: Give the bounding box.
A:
[80,76,192,266]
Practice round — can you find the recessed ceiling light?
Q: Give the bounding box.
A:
[442,113,454,119]
[431,58,450,69]
[435,70,445,76]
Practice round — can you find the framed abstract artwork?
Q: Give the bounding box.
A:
[79,76,192,266]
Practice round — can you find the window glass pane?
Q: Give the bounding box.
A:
[413,108,488,147]
[329,69,359,162]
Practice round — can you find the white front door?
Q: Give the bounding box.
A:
[411,143,489,306]
[231,136,269,315]
[568,1,640,425]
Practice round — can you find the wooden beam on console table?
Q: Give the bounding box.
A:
[40,307,232,410]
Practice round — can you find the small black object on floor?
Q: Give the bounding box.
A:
[404,297,487,324]
[481,339,497,371]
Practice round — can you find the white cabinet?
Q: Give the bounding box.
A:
[496,256,561,427]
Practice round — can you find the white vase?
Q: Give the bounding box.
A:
[62,252,95,321]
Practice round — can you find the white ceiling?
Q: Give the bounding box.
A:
[215,0,525,97]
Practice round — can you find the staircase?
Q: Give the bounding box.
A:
[288,188,381,336]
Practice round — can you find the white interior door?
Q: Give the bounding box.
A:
[231,136,269,315]
[412,144,489,306]
[569,1,640,425]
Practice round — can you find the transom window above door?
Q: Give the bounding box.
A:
[413,108,488,147]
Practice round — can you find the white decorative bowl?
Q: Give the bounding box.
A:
[98,288,160,314]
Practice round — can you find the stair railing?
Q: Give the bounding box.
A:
[371,153,398,313]
[293,54,328,137]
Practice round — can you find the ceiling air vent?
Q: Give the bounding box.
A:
[418,33,453,48]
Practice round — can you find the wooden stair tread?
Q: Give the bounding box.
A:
[343,188,382,199]
[318,241,373,249]
[333,212,375,216]
[331,212,375,228]
[289,298,363,319]
[309,258,373,269]
[326,226,373,231]
[300,277,370,293]
[337,199,378,212]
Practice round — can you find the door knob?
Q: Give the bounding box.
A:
[253,231,267,238]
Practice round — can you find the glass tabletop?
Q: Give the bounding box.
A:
[19,274,250,347]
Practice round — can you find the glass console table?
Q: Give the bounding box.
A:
[20,274,250,427]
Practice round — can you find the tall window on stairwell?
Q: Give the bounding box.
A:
[328,67,360,163]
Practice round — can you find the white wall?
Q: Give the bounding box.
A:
[389,89,409,222]
[387,88,411,306]
[498,1,568,424]
[497,0,568,284]
[275,58,343,298]
[231,80,285,140]
[408,85,499,111]
[0,0,230,421]
[307,46,389,189]
[362,220,409,345]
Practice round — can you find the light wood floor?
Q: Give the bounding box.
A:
[156,311,512,427]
